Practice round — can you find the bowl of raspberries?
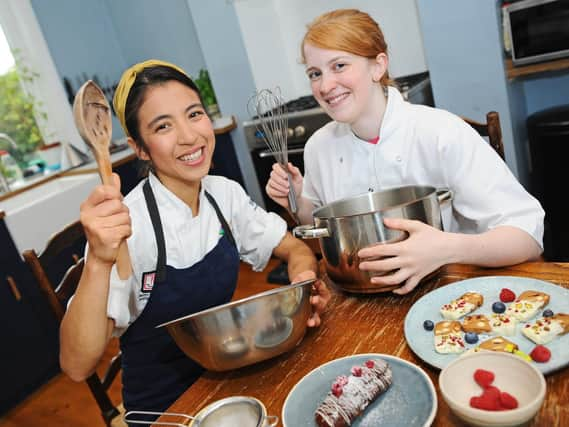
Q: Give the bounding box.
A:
[439,351,546,426]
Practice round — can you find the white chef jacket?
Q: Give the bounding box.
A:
[302,86,544,246]
[95,173,287,336]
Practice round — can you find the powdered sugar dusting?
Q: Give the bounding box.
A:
[315,359,392,427]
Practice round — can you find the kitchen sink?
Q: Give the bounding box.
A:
[0,173,99,255]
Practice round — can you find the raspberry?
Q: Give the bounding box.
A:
[500,392,519,409]
[336,375,349,386]
[470,386,501,411]
[331,382,343,397]
[499,288,516,303]
[530,345,551,363]
[473,369,495,389]
[469,372,519,412]
[351,366,362,377]
[365,360,375,369]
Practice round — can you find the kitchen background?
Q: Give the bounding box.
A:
[1,0,569,419]
[3,0,568,204]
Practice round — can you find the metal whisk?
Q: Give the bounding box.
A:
[248,88,299,222]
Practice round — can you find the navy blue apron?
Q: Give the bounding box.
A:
[120,180,239,418]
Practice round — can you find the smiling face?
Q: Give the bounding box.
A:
[133,80,214,196]
[304,43,387,132]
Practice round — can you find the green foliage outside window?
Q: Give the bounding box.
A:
[194,69,218,108]
[0,53,46,166]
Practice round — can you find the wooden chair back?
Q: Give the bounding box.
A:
[462,111,505,160]
[22,221,124,427]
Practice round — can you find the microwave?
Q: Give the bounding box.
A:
[505,0,569,66]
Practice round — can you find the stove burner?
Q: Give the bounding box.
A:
[251,95,320,119]
[285,95,319,112]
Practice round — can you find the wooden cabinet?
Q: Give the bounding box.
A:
[506,58,569,79]
[0,217,59,414]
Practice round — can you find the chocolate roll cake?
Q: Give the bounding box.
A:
[315,358,392,427]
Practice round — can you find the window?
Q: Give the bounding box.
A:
[0,25,45,166]
[0,0,88,172]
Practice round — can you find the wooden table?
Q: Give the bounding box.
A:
[159,261,569,426]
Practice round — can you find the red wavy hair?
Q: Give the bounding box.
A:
[301,9,392,86]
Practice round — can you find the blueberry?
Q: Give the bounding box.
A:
[492,301,506,313]
[423,320,434,331]
[543,309,554,317]
[465,332,479,344]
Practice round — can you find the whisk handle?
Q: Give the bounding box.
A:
[287,171,299,219]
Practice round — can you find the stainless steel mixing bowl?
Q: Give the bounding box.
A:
[157,279,315,371]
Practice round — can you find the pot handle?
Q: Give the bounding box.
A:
[293,224,330,239]
[265,414,279,427]
[436,188,453,205]
[123,410,194,426]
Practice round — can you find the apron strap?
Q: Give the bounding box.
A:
[142,180,237,283]
[143,180,167,282]
[204,190,236,248]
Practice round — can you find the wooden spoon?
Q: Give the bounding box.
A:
[73,80,132,280]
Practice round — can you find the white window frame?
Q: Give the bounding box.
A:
[0,0,88,167]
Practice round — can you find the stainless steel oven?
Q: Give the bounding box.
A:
[249,143,307,214]
[243,103,332,214]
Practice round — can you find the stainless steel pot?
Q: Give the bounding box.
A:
[294,186,452,293]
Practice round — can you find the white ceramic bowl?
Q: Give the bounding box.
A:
[439,352,546,427]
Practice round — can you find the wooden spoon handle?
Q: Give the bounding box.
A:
[115,242,132,280]
[73,80,132,280]
[95,150,132,280]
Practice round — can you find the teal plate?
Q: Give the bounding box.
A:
[282,354,437,427]
[404,276,569,375]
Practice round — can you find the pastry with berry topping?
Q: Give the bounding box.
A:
[505,290,550,321]
[434,320,466,354]
[440,292,483,320]
[521,313,569,344]
[314,359,392,427]
[489,313,518,336]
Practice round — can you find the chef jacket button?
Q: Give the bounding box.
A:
[396,155,402,162]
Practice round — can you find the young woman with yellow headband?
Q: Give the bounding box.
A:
[59,59,330,419]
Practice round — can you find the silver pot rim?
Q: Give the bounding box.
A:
[312,185,438,220]
[156,278,315,329]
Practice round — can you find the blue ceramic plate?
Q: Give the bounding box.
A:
[281,354,437,427]
[404,276,569,375]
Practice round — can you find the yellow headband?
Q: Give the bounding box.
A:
[112,59,189,137]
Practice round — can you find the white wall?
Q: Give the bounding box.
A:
[234,0,427,101]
